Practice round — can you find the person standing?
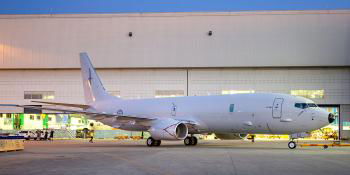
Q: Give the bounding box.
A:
[44,130,48,141]
[36,130,41,141]
[49,130,54,141]
[89,130,94,143]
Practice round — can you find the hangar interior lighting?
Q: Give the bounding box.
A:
[107,91,121,97]
[155,90,184,98]
[24,91,55,100]
[290,90,324,99]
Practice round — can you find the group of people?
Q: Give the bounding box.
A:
[36,130,54,141]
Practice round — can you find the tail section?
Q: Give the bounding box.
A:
[79,52,115,104]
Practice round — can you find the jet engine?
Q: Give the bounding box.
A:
[215,133,247,140]
[149,119,188,140]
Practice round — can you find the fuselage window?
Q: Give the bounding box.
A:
[229,104,234,112]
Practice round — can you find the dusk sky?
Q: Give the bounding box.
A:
[0,0,349,14]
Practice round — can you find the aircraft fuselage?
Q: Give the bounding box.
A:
[92,93,330,135]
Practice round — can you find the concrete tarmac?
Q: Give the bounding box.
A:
[0,139,349,175]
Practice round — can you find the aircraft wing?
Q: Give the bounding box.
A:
[0,104,201,132]
[0,104,155,122]
[31,101,91,109]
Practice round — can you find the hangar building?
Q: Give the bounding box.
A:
[0,6,349,138]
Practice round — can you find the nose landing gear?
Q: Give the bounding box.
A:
[288,132,310,149]
[288,141,297,149]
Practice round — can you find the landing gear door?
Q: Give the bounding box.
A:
[272,98,284,118]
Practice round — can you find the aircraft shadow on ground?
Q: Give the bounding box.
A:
[83,142,289,150]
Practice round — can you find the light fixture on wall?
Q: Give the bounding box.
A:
[128,32,133,37]
[208,31,213,36]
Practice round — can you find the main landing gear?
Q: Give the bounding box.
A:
[184,136,198,146]
[146,136,198,147]
[146,137,161,147]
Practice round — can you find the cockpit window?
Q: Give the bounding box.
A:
[295,103,318,109]
[295,103,307,109]
[307,103,318,108]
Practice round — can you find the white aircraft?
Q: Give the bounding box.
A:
[0,53,335,149]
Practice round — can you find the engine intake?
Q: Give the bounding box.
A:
[150,119,188,140]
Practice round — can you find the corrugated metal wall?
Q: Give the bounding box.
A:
[0,69,187,105]
[0,11,349,69]
[189,68,350,105]
[0,68,348,110]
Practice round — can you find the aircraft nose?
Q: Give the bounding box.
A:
[328,113,335,124]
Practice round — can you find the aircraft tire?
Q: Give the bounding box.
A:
[154,140,161,146]
[288,141,297,149]
[147,137,155,147]
[191,136,198,146]
[184,137,192,146]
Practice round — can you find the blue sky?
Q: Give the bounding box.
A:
[0,0,349,14]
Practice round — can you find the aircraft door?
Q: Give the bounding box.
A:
[272,98,284,118]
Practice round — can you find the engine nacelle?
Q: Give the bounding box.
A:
[150,119,188,140]
[215,133,247,140]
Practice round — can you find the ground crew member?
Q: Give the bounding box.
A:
[89,130,94,143]
[49,130,54,141]
[44,130,48,140]
[36,130,41,140]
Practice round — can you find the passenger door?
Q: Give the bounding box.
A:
[272,98,284,118]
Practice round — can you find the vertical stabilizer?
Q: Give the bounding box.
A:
[79,52,114,104]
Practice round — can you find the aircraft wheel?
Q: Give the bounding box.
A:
[184,137,192,146]
[288,141,297,149]
[191,136,198,146]
[154,140,161,147]
[147,137,155,147]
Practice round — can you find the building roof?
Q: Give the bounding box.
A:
[0,0,350,15]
